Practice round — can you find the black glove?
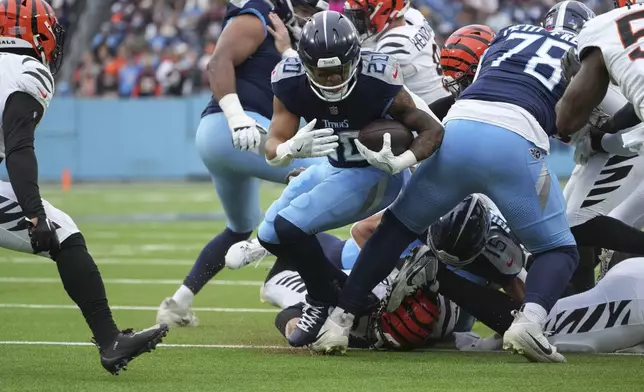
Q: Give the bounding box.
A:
[561,47,581,85]
[25,217,60,255]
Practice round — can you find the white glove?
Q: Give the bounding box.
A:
[354,133,417,175]
[267,119,339,167]
[571,126,596,165]
[220,93,264,153]
[288,119,339,158]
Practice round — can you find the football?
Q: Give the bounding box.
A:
[358,119,414,156]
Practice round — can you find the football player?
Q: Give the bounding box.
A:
[456,257,644,354]
[343,0,449,106]
[0,0,168,374]
[156,0,327,327]
[256,10,444,347]
[271,195,528,350]
[316,10,598,362]
[550,1,644,291]
[556,0,644,141]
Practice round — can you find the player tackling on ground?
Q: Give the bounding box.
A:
[0,0,168,374]
[313,13,596,363]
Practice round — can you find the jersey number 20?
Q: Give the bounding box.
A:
[490,32,570,91]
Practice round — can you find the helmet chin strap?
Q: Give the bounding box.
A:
[31,34,49,68]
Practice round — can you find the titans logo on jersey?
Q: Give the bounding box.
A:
[459,24,577,136]
[271,51,403,167]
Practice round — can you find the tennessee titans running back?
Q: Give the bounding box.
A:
[315,18,595,361]
[157,0,327,327]
[257,11,444,347]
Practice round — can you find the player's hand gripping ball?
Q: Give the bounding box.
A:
[357,119,413,156]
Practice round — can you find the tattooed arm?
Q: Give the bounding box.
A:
[388,87,445,161]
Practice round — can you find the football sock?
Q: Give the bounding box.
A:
[259,215,346,303]
[571,216,644,254]
[172,285,195,308]
[568,246,597,295]
[524,245,579,314]
[338,210,418,315]
[183,228,252,295]
[54,233,119,349]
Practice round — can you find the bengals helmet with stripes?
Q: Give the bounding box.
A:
[344,0,410,40]
[0,0,65,74]
[440,25,495,98]
[374,286,440,349]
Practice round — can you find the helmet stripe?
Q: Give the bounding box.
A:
[555,1,571,30]
[13,0,20,38]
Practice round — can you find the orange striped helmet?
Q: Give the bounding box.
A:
[440,25,495,98]
[0,0,65,74]
[344,0,410,40]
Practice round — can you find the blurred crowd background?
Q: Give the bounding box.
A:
[59,0,615,98]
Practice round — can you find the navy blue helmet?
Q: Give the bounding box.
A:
[542,0,596,34]
[297,11,362,102]
[427,195,491,268]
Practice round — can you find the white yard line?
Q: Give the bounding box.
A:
[0,257,275,267]
[0,303,278,313]
[0,341,290,349]
[0,277,264,286]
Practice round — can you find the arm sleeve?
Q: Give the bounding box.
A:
[600,103,641,134]
[3,91,46,219]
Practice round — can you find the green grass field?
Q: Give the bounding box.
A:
[1,182,643,392]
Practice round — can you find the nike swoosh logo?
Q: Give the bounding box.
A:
[527,331,553,355]
[38,88,48,99]
[507,258,514,267]
[296,146,303,152]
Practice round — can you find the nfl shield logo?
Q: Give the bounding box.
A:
[329,106,338,115]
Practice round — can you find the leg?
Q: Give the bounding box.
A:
[482,131,576,362]
[159,113,323,327]
[0,182,168,374]
[313,119,487,353]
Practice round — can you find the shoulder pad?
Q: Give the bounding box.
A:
[271,56,305,84]
[15,56,54,109]
[360,51,403,86]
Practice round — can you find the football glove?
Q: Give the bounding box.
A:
[220,93,265,153]
[561,47,581,85]
[25,217,60,256]
[288,119,339,158]
[355,133,417,175]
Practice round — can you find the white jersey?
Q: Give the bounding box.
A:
[373,8,450,105]
[0,53,54,159]
[564,84,644,228]
[545,258,644,353]
[578,5,644,121]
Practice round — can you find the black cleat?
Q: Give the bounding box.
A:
[95,323,169,375]
[287,295,331,347]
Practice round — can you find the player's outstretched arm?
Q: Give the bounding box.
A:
[387,87,445,162]
[207,15,265,101]
[556,48,610,137]
[3,92,46,222]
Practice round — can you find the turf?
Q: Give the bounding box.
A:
[0,182,642,392]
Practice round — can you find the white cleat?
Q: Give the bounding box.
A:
[156,298,199,328]
[225,238,270,270]
[503,311,565,363]
[311,307,354,355]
